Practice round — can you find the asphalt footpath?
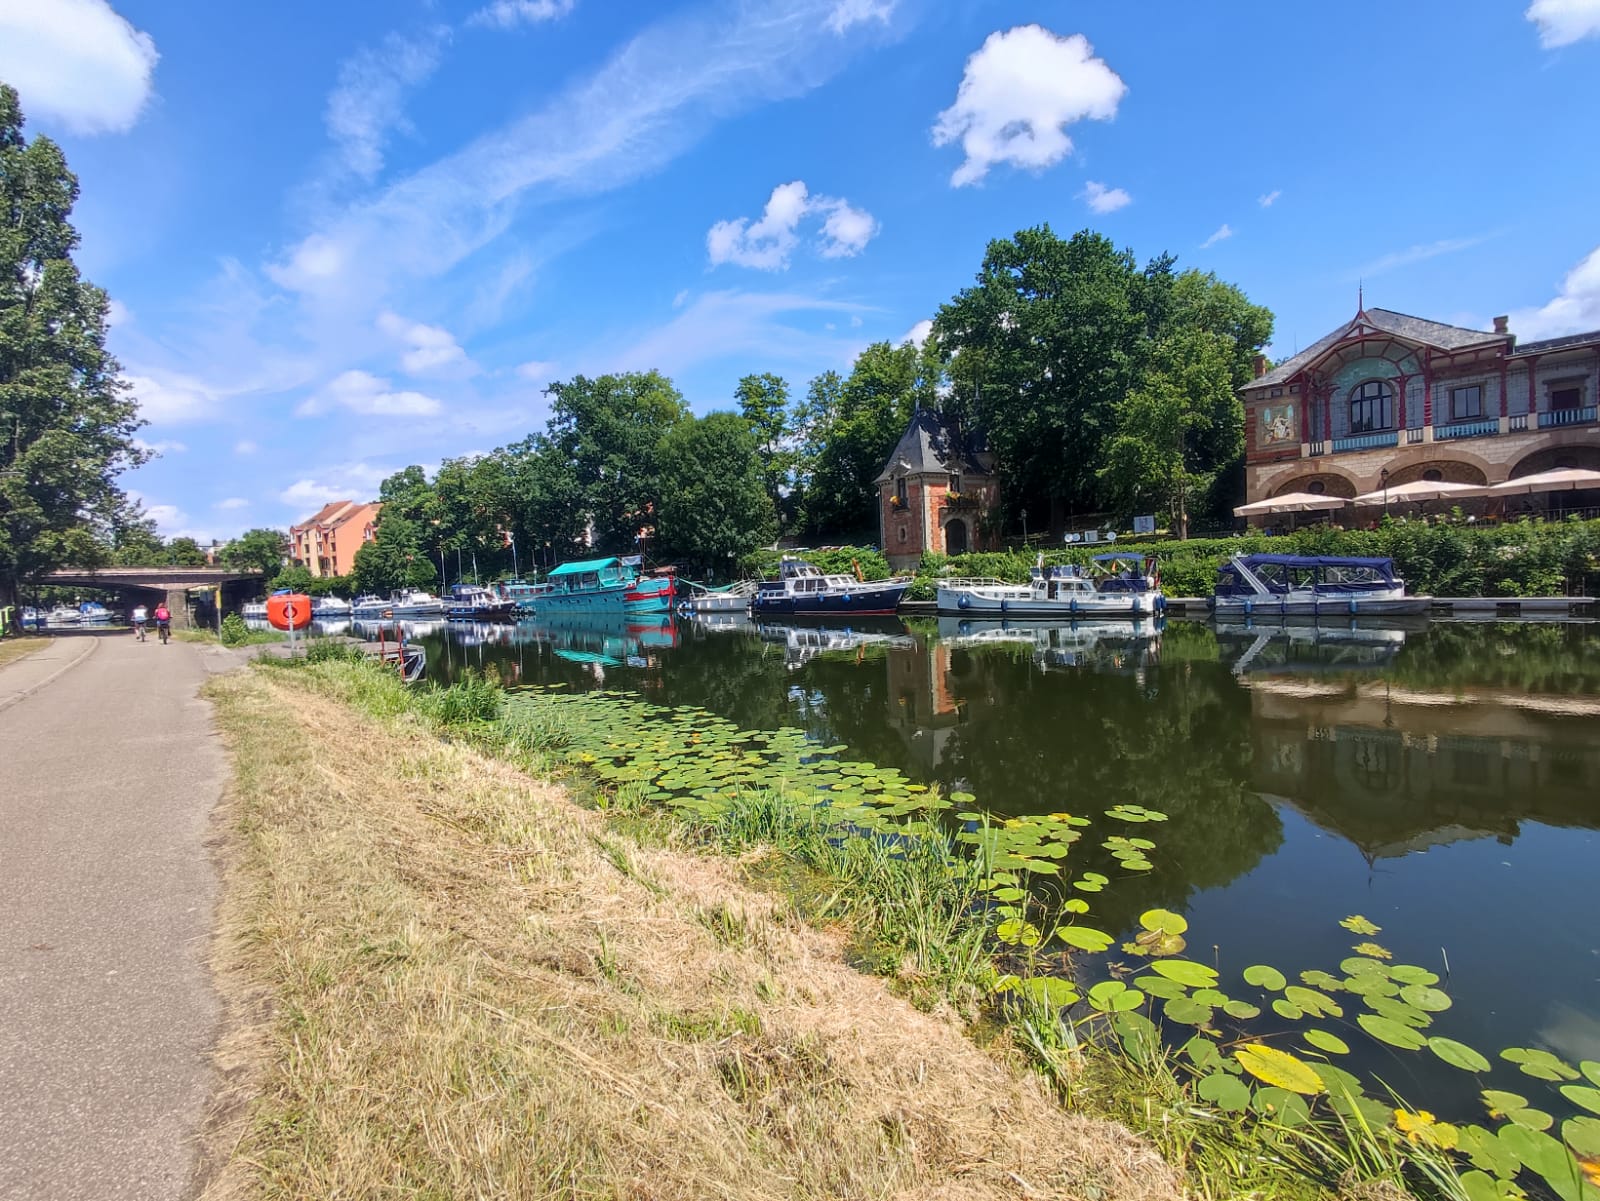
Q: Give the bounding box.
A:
[0,630,238,1200]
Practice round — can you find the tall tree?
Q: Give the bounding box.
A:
[734,373,793,526]
[495,433,588,573]
[164,536,208,567]
[0,85,145,604]
[803,342,921,539]
[545,371,688,554]
[352,512,437,594]
[222,527,290,577]
[655,412,776,573]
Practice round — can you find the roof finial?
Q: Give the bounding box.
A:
[1357,280,1364,315]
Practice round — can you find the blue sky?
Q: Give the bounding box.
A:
[3,0,1599,541]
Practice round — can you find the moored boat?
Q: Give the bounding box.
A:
[936,554,1165,618]
[538,556,675,615]
[504,579,553,614]
[446,583,516,621]
[677,579,757,616]
[751,557,909,617]
[386,588,445,616]
[1209,554,1431,617]
[20,606,43,629]
[312,595,352,617]
[241,600,268,619]
[351,594,387,615]
[78,601,112,623]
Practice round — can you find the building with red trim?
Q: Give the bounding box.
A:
[289,500,382,577]
[875,407,999,572]
[1240,306,1600,513]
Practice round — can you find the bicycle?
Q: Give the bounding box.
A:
[134,620,146,642]
[157,619,170,645]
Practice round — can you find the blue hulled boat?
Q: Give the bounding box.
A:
[751,556,910,617]
[539,556,675,614]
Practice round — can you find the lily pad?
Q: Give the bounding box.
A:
[1054,925,1115,953]
[1339,914,1381,936]
[1139,908,1188,936]
[1272,999,1304,1021]
[1088,980,1145,1013]
[1562,1115,1600,1158]
[1357,1013,1426,1050]
[1429,1037,1492,1073]
[1223,1000,1262,1020]
[1388,964,1441,986]
[1559,1085,1600,1116]
[1196,1071,1252,1111]
[1150,960,1219,988]
[1233,1044,1325,1095]
[1133,975,1188,1001]
[1400,984,1453,1013]
[1303,1029,1351,1056]
[1163,996,1214,1027]
[1242,964,1287,991]
[1284,985,1341,1018]
[1252,1086,1312,1126]
[1502,1047,1580,1082]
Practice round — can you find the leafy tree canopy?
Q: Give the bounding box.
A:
[655,411,776,573]
[222,527,289,577]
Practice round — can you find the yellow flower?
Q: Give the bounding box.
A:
[1392,1109,1458,1150]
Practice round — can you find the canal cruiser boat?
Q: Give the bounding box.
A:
[240,599,268,619]
[446,584,516,622]
[351,594,387,615]
[78,601,112,623]
[677,579,757,616]
[312,595,352,618]
[936,554,1165,618]
[19,606,44,629]
[385,589,446,616]
[1210,555,1430,617]
[504,579,554,614]
[539,556,675,614]
[751,557,910,617]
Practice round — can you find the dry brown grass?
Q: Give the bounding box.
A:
[198,667,1182,1201]
[0,634,51,671]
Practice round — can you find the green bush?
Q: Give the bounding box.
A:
[738,545,891,582]
[303,640,368,665]
[421,668,504,726]
[219,613,250,646]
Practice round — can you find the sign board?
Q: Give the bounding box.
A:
[1083,529,1100,544]
[1133,515,1157,535]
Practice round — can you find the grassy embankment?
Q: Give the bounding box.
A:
[746,518,1600,600]
[0,634,51,671]
[199,652,1178,1201]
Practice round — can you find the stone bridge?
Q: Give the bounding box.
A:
[39,567,264,623]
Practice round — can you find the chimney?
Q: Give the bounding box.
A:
[1493,315,1509,335]
[1252,354,1269,379]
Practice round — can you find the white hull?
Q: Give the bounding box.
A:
[681,593,749,613]
[937,583,1163,617]
[1211,595,1430,617]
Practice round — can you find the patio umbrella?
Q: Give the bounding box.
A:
[1350,479,1480,506]
[1234,491,1349,517]
[1464,467,1600,497]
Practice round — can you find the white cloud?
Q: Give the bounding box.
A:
[278,463,395,511]
[265,0,891,307]
[296,369,443,418]
[932,25,1125,188]
[1200,223,1233,249]
[707,180,878,269]
[1526,0,1600,46]
[234,440,259,456]
[325,27,448,180]
[105,298,133,327]
[0,0,158,135]
[826,0,894,34]
[469,0,576,30]
[902,319,933,347]
[133,437,187,455]
[125,370,224,424]
[516,359,556,381]
[376,310,471,375]
[849,314,863,328]
[214,497,250,511]
[1347,233,1494,281]
[1258,189,1282,207]
[1509,244,1600,340]
[672,289,691,308]
[1080,180,1131,214]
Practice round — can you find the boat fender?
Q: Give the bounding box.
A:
[842,593,851,604]
[1000,598,1008,614]
[1132,597,1142,615]
[1349,597,1358,615]
[1244,598,1253,616]
[1155,595,1167,614]
[1070,597,1077,615]
[958,595,971,610]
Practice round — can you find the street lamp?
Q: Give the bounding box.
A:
[1380,468,1390,518]
[1021,508,1028,543]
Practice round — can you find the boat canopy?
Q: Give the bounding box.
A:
[1238,554,1396,572]
[548,556,627,578]
[1091,553,1151,564]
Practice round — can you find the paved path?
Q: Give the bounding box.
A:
[0,631,238,1200]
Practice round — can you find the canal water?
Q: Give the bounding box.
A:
[375,612,1600,1110]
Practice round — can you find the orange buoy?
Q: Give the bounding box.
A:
[266,593,313,631]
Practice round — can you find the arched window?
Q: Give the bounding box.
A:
[1307,480,1327,495]
[1422,468,1444,482]
[1349,380,1393,434]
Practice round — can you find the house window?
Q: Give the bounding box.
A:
[1550,383,1584,412]
[1423,468,1444,482]
[897,526,907,544]
[895,477,908,506]
[949,473,961,494]
[1349,380,1393,434]
[1449,385,1482,421]
[1307,481,1327,495]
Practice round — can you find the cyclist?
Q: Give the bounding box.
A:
[131,603,148,641]
[153,602,172,644]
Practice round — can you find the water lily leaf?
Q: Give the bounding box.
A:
[1192,988,1229,1007]
[1400,984,1453,1013]
[1358,1013,1426,1050]
[1351,941,1392,960]
[1253,1085,1312,1126]
[1340,914,1381,936]
[1459,1170,1519,1201]
[1182,1035,1221,1070]
[1139,908,1188,936]
[1284,986,1341,1018]
[1272,999,1304,1021]
[1429,1037,1492,1073]
[1300,970,1345,992]
[1364,995,1432,1029]
[1061,898,1090,914]
[1127,929,1187,957]
[1196,1071,1252,1111]
[1503,1047,1581,1082]
[995,918,1041,947]
[1563,1116,1600,1158]
[1388,964,1441,987]
[1303,1029,1351,1056]
[1055,926,1115,953]
[1223,1000,1262,1020]
[991,886,1027,902]
[1497,1126,1583,1201]
[1133,975,1188,1001]
[1071,872,1107,893]
[1560,1085,1600,1116]
[1233,1044,1326,1095]
[1243,964,1287,991]
[1088,980,1145,1013]
[1112,1010,1159,1063]
[1341,972,1400,998]
[1340,956,1387,977]
[1584,1061,1600,1088]
[1460,1125,1522,1179]
[1017,976,1079,1008]
[1151,960,1218,988]
[1163,996,1214,1027]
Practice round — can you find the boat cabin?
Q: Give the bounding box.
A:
[547,556,645,593]
[1215,555,1400,598]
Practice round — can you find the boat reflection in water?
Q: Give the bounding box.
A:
[1214,615,1428,677]
[935,615,1163,674]
[752,618,916,670]
[244,616,352,638]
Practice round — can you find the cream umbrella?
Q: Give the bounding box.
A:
[1350,479,1480,506]
[1234,491,1350,517]
[1466,467,1600,497]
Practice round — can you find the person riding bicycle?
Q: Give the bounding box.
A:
[153,602,172,641]
[131,603,148,640]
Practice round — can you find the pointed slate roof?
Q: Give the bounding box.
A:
[874,406,989,484]
[1249,308,1507,390]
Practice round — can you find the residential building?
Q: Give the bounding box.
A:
[875,407,999,572]
[289,500,382,577]
[1240,304,1600,514]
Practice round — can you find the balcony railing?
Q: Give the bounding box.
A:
[1538,406,1597,429]
[1434,418,1500,441]
[1307,440,1327,457]
[1405,427,1425,444]
[1509,413,1529,432]
[1331,430,1399,453]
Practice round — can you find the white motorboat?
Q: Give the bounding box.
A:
[937,554,1165,618]
[387,589,445,616]
[351,594,387,615]
[78,602,112,623]
[1210,554,1431,617]
[751,557,910,617]
[241,600,268,619]
[312,595,352,617]
[678,579,757,615]
[46,605,81,626]
[20,606,44,629]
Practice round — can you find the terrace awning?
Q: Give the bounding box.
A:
[1463,467,1600,497]
[1350,479,1480,505]
[1234,491,1349,517]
